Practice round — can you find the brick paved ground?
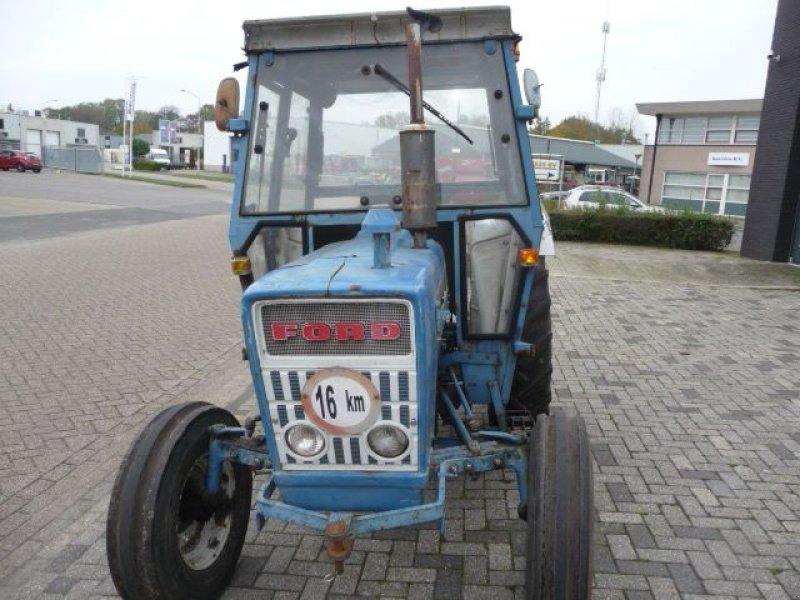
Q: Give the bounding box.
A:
[1,207,799,599]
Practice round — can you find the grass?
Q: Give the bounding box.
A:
[104,173,207,189]
[169,172,235,183]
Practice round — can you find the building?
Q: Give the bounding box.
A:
[204,121,233,172]
[144,130,202,166]
[529,135,638,191]
[0,111,99,155]
[637,99,761,216]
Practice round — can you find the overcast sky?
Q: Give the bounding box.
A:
[1,0,778,138]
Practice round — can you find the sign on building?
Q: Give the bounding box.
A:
[532,155,563,182]
[707,152,750,167]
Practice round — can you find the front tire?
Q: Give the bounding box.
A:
[106,402,252,600]
[526,409,593,599]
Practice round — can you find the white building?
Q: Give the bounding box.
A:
[203,121,232,172]
[0,112,99,155]
[146,130,203,167]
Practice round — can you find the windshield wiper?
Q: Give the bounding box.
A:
[373,63,473,145]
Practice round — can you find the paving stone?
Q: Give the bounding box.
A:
[462,584,515,599]
[607,534,637,561]
[460,555,490,589]
[666,563,705,594]
[488,543,512,570]
[386,567,436,582]
[360,552,389,580]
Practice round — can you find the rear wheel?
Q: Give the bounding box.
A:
[510,259,552,418]
[33,168,41,173]
[525,409,593,599]
[16,163,25,172]
[106,402,252,600]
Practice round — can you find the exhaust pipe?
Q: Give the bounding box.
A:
[400,19,438,249]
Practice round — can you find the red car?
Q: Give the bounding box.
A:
[0,150,42,173]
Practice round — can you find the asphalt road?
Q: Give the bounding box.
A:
[0,170,232,243]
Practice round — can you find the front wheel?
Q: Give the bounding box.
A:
[526,409,593,599]
[106,402,252,600]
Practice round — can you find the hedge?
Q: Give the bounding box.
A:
[133,159,165,172]
[548,208,734,251]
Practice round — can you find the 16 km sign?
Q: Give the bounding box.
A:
[300,369,380,435]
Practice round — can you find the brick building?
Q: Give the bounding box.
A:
[637,99,761,217]
[740,0,800,263]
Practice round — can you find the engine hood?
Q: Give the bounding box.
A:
[243,225,445,305]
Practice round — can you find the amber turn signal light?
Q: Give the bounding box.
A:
[231,256,252,275]
[518,248,539,267]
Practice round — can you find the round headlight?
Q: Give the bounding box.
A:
[285,424,326,457]
[367,424,409,458]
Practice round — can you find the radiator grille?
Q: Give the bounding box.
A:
[260,301,411,356]
[265,369,418,470]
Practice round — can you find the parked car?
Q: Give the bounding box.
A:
[560,185,659,212]
[0,150,42,173]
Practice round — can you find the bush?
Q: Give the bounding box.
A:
[132,138,150,158]
[549,208,734,251]
[133,159,164,172]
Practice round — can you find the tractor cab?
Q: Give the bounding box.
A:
[106,8,593,600]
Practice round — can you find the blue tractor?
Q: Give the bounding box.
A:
[106,7,593,599]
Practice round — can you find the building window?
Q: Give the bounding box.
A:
[734,116,759,144]
[662,171,750,216]
[660,118,683,144]
[77,127,86,137]
[0,119,4,129]
[657,114,758,145]
[705,117,733,144]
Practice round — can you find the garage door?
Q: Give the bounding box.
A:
[26,129,42,157]
[45,131,60,147]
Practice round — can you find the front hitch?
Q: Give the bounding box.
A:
[324,514,355,577]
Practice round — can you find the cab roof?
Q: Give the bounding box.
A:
[243,6,516,53]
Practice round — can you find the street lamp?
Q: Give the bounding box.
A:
[180,89,202,170]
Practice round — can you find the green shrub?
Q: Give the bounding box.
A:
[132,138,150,158]
[549,208,734,251]
[133,159,164,172]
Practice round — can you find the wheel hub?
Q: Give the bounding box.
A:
[176,456,236,570]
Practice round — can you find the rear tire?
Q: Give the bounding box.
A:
[510,259,552,418]
[525,409,593,599]
[106,402,252,600]
[16,164,25,172]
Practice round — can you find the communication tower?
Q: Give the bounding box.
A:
[594,20,610,124]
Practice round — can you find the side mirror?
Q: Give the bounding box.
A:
[523,69,542,119]
[215,77,240,132]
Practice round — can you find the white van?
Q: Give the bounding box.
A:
[148,148,170,167]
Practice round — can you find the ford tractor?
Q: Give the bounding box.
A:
[106,7,593,599]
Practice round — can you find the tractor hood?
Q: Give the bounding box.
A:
[243,213,445,305]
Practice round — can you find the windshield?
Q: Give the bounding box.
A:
[241,42,527,215]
